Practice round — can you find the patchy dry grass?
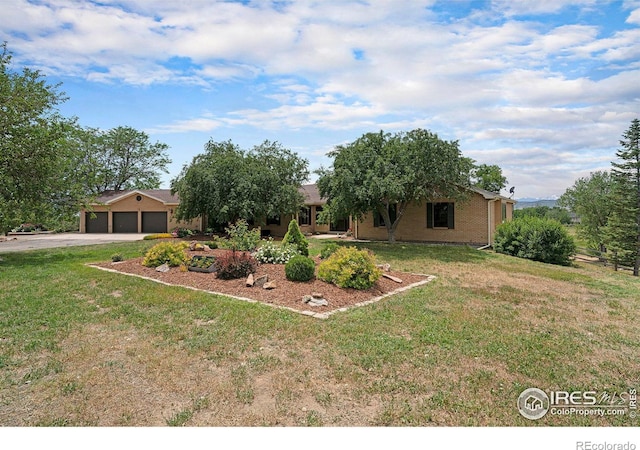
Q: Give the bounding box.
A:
[0,239,638,426]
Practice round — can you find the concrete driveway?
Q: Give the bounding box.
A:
[0,233,148,253]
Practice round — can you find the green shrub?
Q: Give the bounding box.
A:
[172,227,194,238]
[203,240,218,249]
[494,216,576,266]
[214,250,258,280]
[111,253,123,262]
[142,241,189,268]
[254,238,299,264]
[317,246,382,290]
[285,255,316,281]
[222,219,261,251]
[282,219,309,256]
[319,242,341,259]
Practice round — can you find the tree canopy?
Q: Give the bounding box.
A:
[0,42,75,233]
[471,163,507,193]
[69,125,171,195]
[558,171,612,252]
[171,140,309,226]
[316,129,473,243]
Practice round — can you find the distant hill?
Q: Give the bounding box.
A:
[514,199,558,210]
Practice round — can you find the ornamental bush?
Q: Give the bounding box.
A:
[284,255,316,282]
[142,241,189,267]
[214,250,258,280]
[319,242,340,259]
[219,219,261,251]
[282,219,309,256]
[143,233,174,240]
[493,216,576,266]
[317,246,382,290]
[254,238,299,264]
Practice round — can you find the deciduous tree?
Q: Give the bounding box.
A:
[317,129,472,243]
[171,140,308,226]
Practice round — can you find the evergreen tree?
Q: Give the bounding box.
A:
[605,118,640,276]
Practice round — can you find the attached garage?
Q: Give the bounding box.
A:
[113,212,138,233]
[142,212,167,233]
[85,212,108,233]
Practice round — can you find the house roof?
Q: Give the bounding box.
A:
[93,189,180,205]
[470,186,517,203]
[299,184,326,205]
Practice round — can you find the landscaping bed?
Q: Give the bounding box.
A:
[92,249,432,315]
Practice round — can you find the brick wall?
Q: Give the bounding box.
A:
[355,193,492,245]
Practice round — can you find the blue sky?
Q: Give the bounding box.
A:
[2,0,639,199]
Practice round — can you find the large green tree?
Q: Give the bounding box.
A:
[171,140,308,225]
[71,125,171,195]
[317,129,473,243]
[0,43,75,233]
[558,171,612,253]
[605,118,640,275]
[471,163,507,193]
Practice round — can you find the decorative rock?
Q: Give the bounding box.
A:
[263,281,277,290]
[156,263,170,273]
[377,263,391,272]
[254,275,268,287]
[311,292,324,299]
[382,273,402,283]
[309,298,328,307]
[189,241,205,251]
[246,273,255,287]
[203,244,212,251]
[302,295,313,304]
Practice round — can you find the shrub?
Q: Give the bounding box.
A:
[172,227,194,238]
[319,242,340,259]
[142,241,189,268]
[214,250,258,280]
[254,238,299,264]
[143,233,174,240]
[285,255,316,282]
[317,246,382,290]
[204,240,218,249]
[111,253,123,262]
[282,219,309,256]
[494,216,576,266]
[222,219,261,251]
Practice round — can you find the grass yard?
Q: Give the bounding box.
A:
[0,238,638,426]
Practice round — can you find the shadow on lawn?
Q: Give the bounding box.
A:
[325,240,490,264]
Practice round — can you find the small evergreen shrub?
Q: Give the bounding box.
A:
[494,216,576,266]
[214,250,258,280]
[319,242,340,259]
[254,238,299,264]
[172,227,194,238]
[142,241,189,268]
[282,219,309,256]
[285,255,316,281]
[317,246,382,290]
[111,253,123,262]
[203,240,218,249]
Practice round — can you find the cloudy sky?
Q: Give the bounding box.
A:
[3,0,639,199]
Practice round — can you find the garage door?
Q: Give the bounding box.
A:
[85,212,108,233]
[113,212,138,233]
[142,212,167,233]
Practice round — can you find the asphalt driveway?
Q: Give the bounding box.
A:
[0,233,147,253]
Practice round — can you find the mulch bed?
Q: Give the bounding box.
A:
[90,249,434,318]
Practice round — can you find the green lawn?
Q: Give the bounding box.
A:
[1,238,638,426]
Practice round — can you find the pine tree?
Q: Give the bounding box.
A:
[605,118,640,276]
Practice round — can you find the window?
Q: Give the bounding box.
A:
[374,204,397,228]
[502,203,507,222]
[298,207,311,226]
[267,215,281,226]
[427,202,454,229]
